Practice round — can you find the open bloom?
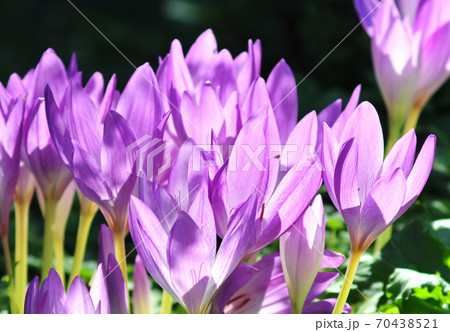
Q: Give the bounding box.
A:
[322,101,436,253]
[158,29,298,147]
[355,0,450,130]
[210,253,350,314]
[129,176,258,314]
[205,96,322,251]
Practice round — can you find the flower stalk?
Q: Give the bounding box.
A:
[68,200,97,285]
[160,290,173,314]
[332,250,362,314]
[14,199,31,313]
[41,199,57,281]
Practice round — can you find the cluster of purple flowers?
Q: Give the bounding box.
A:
[1,0,444,315]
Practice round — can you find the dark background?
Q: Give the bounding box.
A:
[1,0,450,303]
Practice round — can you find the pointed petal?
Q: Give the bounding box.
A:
[133,255,152,314]
[115,63,163,139]
[360,168,406,250]
[64,276,96,314]
[90,263,111,314]
[186,29,218,86]
[282,111,318,171]
[84,72,104,106]
[106,254,129,314]
[24,276,40,314]
[100,111,136,198]
[188,186,216,256]
[129,196,174,296]
[211,194,257,287]
[340,102,384,203]
[401,134,436,213]
[168,212,212,313]
[267,59,298,143]
[380,129,417,179]
[98,224,115,273]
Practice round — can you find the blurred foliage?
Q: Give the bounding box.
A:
[1,0,450,314]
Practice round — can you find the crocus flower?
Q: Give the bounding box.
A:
[280,85,361,173]
[24,260,127,314]
[210,253,350,314]
[280,195,326,314]
[133,255,152,314]
[129,176,258,314]
[25,225,128,314]
[210,106,323,254]
[158,29,298,148]
[0,84,24,240]
[0,81,24,314]
[321,101,436,313]
[45,60,168,234]
[355,0,450,137]
[45,64,163,281]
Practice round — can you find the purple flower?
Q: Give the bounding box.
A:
[355,0,450,129]
[322,101,436,253]
[279,195,326,314]
[0,83,24,238]
[45,81,133,237]
[20,49,78,202]
[24,225,128,314]
[24,261,126,314]
[129,176,257,314]
[210,253,350,314]
[133,255,152,314]
[280,85,361,173]
[45,61,169,236]
[157,30,298,147]
[210,107,323,254]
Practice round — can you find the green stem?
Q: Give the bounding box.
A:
[332,250,362,314]
[160,290,173,314]
[68,202,97,286]
[403,104,422,135]
[385,113,404,154]
[14,200,31,314]
[54,232,65,288]
[1,235,17,313]
[41,199,57,281]
[112,230,128,286]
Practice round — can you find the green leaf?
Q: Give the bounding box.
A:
[386,268,450,314]
[429,219,450,251]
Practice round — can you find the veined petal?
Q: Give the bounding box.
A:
[129,196,174,296]
[380,129,416,179]
[400,134,436,214]
[115,63,163,139]
[334,138,361,240]
[168,212,212,314]
[340,102,384,204]
[100,111,136,198]
[359,168,406,251]
[188,186,216,257]
[282,111,318,171]
[211,194,257,288]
